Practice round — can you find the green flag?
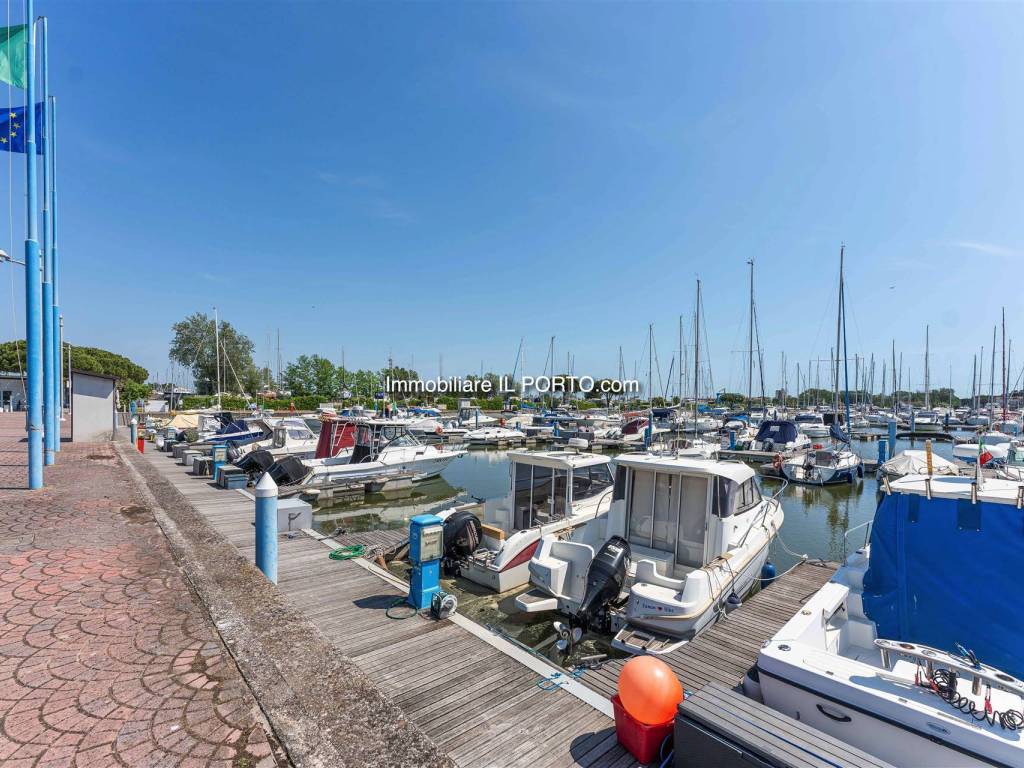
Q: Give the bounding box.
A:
[0,25,26,90]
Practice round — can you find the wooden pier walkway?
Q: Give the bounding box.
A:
[578,560,838,699]
[138,445,641,768]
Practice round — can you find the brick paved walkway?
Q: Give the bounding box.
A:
[0,415,288,767]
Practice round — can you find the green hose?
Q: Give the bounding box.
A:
[385,597,419,620]
[329,544,367,561]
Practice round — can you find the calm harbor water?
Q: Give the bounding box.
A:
[311,433,963,665]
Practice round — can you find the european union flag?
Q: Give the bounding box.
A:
[0,103,42,154]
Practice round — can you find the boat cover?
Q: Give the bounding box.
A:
[879,450,957,478]
[863,491,1024,678]
[754,420,798,444]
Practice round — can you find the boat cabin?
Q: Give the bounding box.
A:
[609,454,762,577]
[488,450,614,533]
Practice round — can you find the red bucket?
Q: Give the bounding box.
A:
[612,694,673,764]
[136,437,145,453]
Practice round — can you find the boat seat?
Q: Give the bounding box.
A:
[629,544,680,585]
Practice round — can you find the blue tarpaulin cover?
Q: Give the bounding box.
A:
[863,491,1024,679]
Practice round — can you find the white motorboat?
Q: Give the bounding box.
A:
[951,431,1014,465]
[756,473,1024,767]
[437,446,614,592]
[516,454,784,655]
[270,420,465,487]
[781,446,863,485]
[463,426,527,446]
[911,409,943,433]
[794,412,830,438]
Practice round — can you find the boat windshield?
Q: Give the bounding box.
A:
[572,464,613,501]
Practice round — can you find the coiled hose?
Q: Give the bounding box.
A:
[931,669,1024,730]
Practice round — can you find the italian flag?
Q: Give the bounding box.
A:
[979,437,993,468]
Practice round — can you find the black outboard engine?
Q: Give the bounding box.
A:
[575,536,630,628]
[442,510,482,575]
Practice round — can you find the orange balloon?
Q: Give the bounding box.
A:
[617,655,683,725]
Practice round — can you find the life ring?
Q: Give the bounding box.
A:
[772,453,783,471]
[500,418,506,427]
[435,425,443,436]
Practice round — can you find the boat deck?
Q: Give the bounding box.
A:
[577,560,838,699]
[138,446,641,768]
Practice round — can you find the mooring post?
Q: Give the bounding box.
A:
[887,419,897,460]
[729,429,736,450]
[877,438,887,467]
[254,472,279,584]
[129,417,137,446]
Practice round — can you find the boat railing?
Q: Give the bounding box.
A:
[843,520,873,558]
[739,478,787,549]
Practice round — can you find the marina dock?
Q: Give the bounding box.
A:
[133,439,643,767]
[130,433,847,766]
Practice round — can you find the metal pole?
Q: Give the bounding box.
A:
[37,16,53,465]
[50,95,59,439]
[254,472,279,584]
[24,0,42,488]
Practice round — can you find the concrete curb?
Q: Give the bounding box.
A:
[115,439,455,768]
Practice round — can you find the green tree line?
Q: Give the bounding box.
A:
[0,340,151,401]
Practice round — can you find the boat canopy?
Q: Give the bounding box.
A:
[313,418,358,459]
[614,453,755,484]
[864,481,1024,678]
[754,420,798,445]
[506,449,609,470]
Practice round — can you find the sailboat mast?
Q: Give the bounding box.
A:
[213,307,221,409]
[971,354,977,412]
[834,249,842,418]
[647,324,653,411]
[924,325,930,410]
[990,326,996,418]
[838,245,852,430]
[694,280,701,440]
[1002,308,1007,421]
[747,259,754,411]
[678,315,683,407]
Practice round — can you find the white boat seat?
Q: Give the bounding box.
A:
[629,545,680,587]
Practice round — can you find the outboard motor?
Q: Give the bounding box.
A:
[575,536,630,628]
[236,448,275,475]
[267,455,310,487]
[442,510,482,575]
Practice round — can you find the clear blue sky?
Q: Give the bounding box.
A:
[2,1,1021,397]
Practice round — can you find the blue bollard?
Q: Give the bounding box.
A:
[129,417,137,446]
[254,472,278,584]
[729,430,736,450]
[877,438,887,467]
[888,420,897,460]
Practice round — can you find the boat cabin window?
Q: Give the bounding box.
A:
[512,464,570,528]
[627,469,709,568]
[273,427,287,447]
[613,466,628,501]
[572,464,613,501]
[736,479,762,513]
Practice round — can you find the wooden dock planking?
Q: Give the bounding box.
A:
[139,447,640,768]
[580,560,838,700]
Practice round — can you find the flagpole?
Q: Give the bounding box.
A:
[50,93,59,438]
[37,13,53,465]
[24,0,42,488]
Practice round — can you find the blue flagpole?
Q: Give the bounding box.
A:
[37,15,53,466]
[24,0,42,488]
[50,94,59,445]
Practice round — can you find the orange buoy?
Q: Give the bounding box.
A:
[617,656,683,725]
